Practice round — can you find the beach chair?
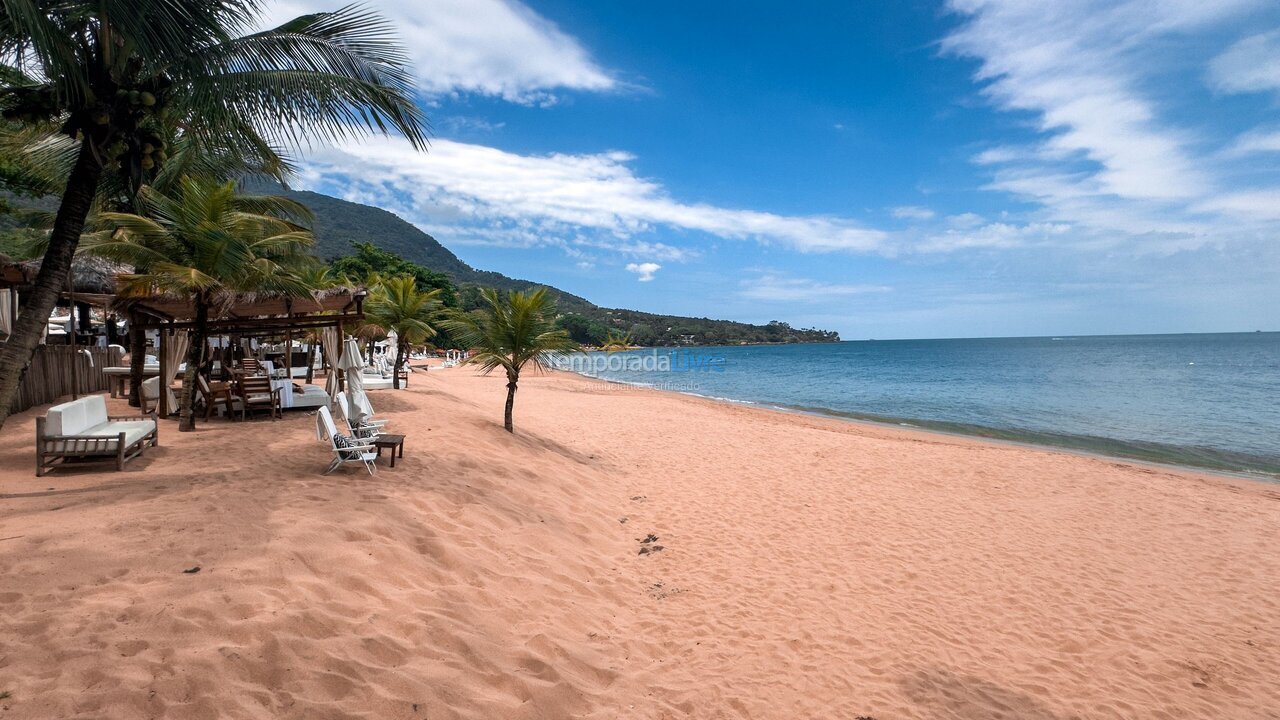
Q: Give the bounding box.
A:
[237,375,282,420]
[196,374,236,420]
[335,389,384,427]
[316,405,377,475]
[334,390,385,438]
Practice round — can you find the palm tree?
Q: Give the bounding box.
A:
[601,329,633,352]
[365,275,442,390]
[88,177,315,431]
[0,0,427,426]
[444,288,578,433]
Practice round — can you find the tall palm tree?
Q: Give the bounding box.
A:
[444,288,578,433]
[364,275,441,390]
[88,177,315,431]
[0,0,427,426]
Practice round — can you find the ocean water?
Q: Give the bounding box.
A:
[565,333,1280,478]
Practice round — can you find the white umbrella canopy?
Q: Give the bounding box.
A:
[338,337,373,423]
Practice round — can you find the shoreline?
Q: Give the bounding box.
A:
[565,368,1280,483]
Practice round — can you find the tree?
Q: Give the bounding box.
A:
[556,313,609,345]
[0,0,427,426]
[445,288,578,433]
[364,275,441,390]
[330,241,458,307]
[88,177,315,431]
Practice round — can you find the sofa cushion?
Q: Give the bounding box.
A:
[81,395,109,426]
[45,395,109,436]
[45,399,83,436]
[92,420,156,447]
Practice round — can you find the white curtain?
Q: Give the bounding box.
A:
[162,331,190,414]
[321,327,342,400]
[0,286,11,338]
[0,289,12,337]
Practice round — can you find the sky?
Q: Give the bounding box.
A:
[271,0,1280,339]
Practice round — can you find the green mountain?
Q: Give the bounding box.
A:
[282,188,840,346]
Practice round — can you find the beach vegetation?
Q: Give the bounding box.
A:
[0,0,427,427]
[444,288,579,432]
[86,177,317,431]
[364,274,443,389]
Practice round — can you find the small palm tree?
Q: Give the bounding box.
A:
[601,329,633,352]
[0,0,427,426]
[89,177,315,430]
[365,275,442,389]
[445,288,578,433]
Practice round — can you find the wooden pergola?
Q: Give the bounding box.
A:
[121,288,366,416]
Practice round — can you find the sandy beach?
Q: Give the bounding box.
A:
[1,368,1278,719]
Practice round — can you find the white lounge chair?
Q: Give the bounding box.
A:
[335,390,387,435]
[316,405,377,475]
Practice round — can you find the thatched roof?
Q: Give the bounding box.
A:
[123,286,366,334]
[0,253,132,293]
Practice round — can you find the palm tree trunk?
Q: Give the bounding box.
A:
[179,300,209,432]
[127,310,146,407]
[0,140,104,427]
[393,340,406,390]
[504,370,518,433]
[305,340,317,383]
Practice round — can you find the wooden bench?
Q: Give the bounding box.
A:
[36,395,158,476]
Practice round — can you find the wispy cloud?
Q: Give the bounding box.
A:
[299,136,889,258]
[1224,127,1280,156]
[891,205,936,220]
[739,274,891,303]
[942,0,1280,253]
[264,0,616,104]
[625,262,662,282]
[1209,30,1280,94]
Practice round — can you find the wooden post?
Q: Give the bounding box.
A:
[158,327,167,417]
[68,275,78,400]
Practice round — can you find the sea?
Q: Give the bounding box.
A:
[563,332,1280,478]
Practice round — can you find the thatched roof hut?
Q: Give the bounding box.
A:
[0,253,132,294]
[121,286,366,335]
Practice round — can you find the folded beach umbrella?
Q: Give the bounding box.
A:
[338,337,373,423]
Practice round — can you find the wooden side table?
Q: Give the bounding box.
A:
[372,434,405,467]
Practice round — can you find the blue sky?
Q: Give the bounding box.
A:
[271,0,1280,339]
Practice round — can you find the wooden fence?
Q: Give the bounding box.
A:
[3,343,125,414]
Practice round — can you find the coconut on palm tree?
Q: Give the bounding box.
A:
[88,177,316,430]
[0,0,427,426]
[444,288,578,433]
[364,275,442,390]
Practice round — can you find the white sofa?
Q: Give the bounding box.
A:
[35,395,158,476]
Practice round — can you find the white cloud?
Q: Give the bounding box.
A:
[263,0,616,103]
[941,0,1280,254]
[1224,128,1280,156]
[625,262,661,282]
[299,136,889,257]
[942,0,1233,203]
[891,205,936,220]
[739,275,891,303]
[1209,30,1280,94]
[919,222,1071,253]
[1194,189,1280,220]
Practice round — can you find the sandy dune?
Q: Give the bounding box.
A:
[1,369,1278,719]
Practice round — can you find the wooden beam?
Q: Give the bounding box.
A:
[132,311,364,332]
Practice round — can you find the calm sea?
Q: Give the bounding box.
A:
[568,333,1280,478]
